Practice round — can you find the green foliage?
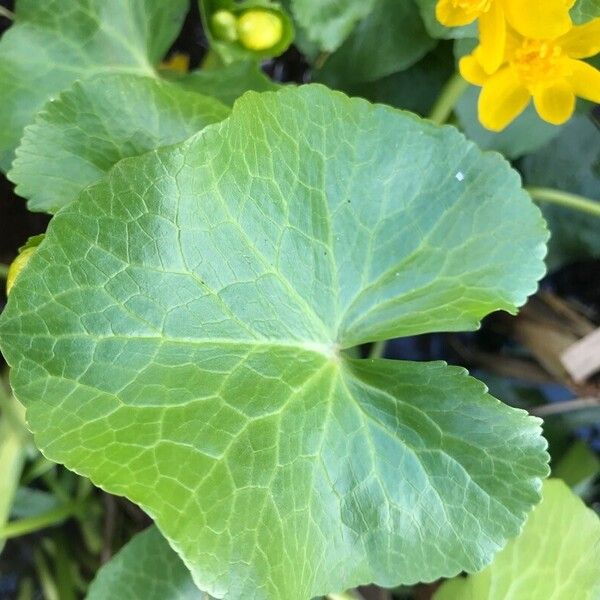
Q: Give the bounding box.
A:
[0,0,189,171]
[9,74,230,214]
[87,526,210,599]
[0,85,550,599]
[434,479,600,600]
[316,0,436,85]
[571,0,600,23]
[521,114,600,269]
[288,0,377,52]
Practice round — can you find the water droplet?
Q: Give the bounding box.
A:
[455,171,465,182]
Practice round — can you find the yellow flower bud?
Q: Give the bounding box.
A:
[6,246,36,296]
[212,10,239,42]
[237,10,283,51]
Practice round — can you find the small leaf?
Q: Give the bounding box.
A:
[0,85,549,599]
[0,0,190,171]
[316,0,436,85]
[9,74,230,214]
[521,114,600,269]
[87,526,213,600]
[434,479,600,600]
[570,0,600,24]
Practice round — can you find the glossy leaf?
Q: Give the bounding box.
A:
[289,0,377,52]
[9,74,230,214]
[316,0,436,84]
[0,85,549,599]
[87,526,211,600]
[0,0,189,172]
[434,479,600,600]
[521,114,600,269]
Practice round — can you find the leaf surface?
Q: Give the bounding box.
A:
[9,74,230,213]
[0,0,189,171]
[87,526,210,600]
[434,479,600,600]
[0,85,549,599]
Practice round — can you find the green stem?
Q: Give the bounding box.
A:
[0,6,15,20]
[526,187,600,218]
[368,340,387,359]
[0,502,81,539]
[428,72,469,125]
[0,264,9,279]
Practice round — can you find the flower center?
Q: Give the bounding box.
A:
[452,0,493,14]
[512,39,566,86]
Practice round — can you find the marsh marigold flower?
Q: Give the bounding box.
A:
[436,0,575,73]
[459,18,600,131]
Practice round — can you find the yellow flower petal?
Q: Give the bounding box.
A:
[478,66,530,131]
[566,59,600,103]
[533,81,575,125]
[502,0,573,39]
[459,53,490,85]
[435,0,477,27]
[478,1,506,73]
[559,19,600,59]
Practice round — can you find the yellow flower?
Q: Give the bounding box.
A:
[460,19,600,131]
[436,0,575,73]
[237,10,283,51]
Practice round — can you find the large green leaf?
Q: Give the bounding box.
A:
[316,0,436,85]
[0,0,189,171]
[9,74,230,214]
[0,85,549,599]
[288,0,377,52]
[434,479,600,599]
[87,526,210,599]
[521,114,600,269]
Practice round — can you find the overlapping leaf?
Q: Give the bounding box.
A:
[0,85,549,599]
[0,0,189,171]
[9,74,230,213]
[87,526,210,600]
[434,479,600,599]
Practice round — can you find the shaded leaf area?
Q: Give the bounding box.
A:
[320,43,454,117]
[288,0,377,52]
[315,0,436,85]
[87,526,212,600]
[0,85,549,599]
[0,0,190,171]
[434,479,600,599]
[167,61,280,106]
[8,74,230,214]
[521,114,600,269]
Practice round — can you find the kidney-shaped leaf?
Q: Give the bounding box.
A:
[9,74,230,214]
[0,0,189,171]
[87,526,211,600]
[434,479,600,599]
[0,85,549,599]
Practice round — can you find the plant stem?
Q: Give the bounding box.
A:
[368,340,387,359]
[0,263,9,279]
[526,187,600,218]
[530,397,599,417]
[428,72,469,125]
[0,6,15,20]
[0,502,81,539]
